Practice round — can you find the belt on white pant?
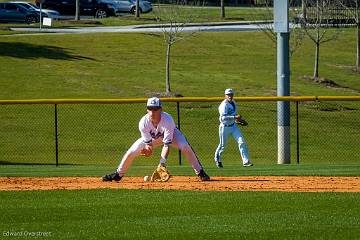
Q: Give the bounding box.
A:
[222,123,234,127]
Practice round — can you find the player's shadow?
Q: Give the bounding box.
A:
[0,42,96,61]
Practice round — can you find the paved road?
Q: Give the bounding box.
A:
[10,21,276,34]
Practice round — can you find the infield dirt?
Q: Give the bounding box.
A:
[0,176,359,192]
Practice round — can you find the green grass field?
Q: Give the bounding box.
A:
[1,30,359,98]
[1,164,360,177]
[0,15,359,239]
[1,189,359,240]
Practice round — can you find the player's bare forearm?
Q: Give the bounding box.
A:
[160,144,170,164]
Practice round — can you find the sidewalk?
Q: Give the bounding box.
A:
[9,20,273,34]
[134,20,272,28]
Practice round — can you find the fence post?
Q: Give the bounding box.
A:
[296,101,299,164]
[176,101,182,165]
[54,104,59,166]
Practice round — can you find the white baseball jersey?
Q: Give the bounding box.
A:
[218,99,238,125]
[139,112,175,145]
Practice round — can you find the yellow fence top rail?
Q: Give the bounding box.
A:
[0,96,360,105]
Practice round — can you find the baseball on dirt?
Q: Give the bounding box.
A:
[143,175,150,182]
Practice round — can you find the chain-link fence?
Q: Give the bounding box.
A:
[0,97,359,168]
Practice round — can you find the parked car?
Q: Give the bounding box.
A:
[0,2,40,23]
[35,0,152,18]
[35,0,121,18]
[12,1,60,19]
[118,0,152,14]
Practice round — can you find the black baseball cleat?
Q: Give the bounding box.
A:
[216,161,223,168]
[102,171,122,182]
[197,169,210,181]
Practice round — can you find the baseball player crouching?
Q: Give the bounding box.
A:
[214,88,253,168]
[102,97,210,182]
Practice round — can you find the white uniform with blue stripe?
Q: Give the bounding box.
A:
[117,112,203,176]
[214,99,250,165]
[139,111,175,146]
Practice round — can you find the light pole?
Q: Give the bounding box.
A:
[274,0,291,164]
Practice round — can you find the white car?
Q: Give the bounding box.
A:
[11,1,61,19]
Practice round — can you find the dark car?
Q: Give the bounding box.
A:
[35,0,123,18]
[0,2,40,23]
[13,2,61,19]
[35,0,151,18]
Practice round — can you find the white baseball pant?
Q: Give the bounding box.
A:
[117,128,203,176]
[214,124,250,164]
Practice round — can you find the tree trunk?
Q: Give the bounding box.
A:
[220,0,225,19]
[75,0,80,21]
[312,0,320,79]
[314,42,320,79]
[166,43,171,94]
[302,0,307,24]
[136,0,140,18]
[357,20,360,72]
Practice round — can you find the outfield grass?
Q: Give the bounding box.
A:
[0,101,359,168]
[1,164,360,177]
[0,189,359,240]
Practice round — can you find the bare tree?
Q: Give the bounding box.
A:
[154,2,198,95]
[75,0,80,20]
[220,0,225,19]
[339,0,360,72]
[302,0,307,23]
[135,0,140,17]
[299,0,342,79]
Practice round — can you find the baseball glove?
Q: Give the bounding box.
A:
[151,164,171,182]
[236,118,248,126]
